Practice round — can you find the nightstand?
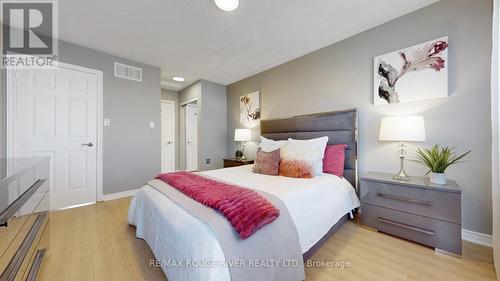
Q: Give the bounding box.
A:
[360,172,462,255]
[223,158,254,168]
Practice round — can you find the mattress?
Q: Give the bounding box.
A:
[128,165,360,281]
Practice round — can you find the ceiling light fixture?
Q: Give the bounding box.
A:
[214,0,239,12]
[172,76,185,82]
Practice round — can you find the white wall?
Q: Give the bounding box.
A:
[492,0,499,277]
[0,69,4,160]
[199,80,228,170]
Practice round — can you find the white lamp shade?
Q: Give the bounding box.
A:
[379,116,426,142]
[234,129,251,141]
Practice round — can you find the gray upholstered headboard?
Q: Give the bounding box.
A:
[260,109,358,188]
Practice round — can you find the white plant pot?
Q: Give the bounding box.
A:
[430,172,447,184]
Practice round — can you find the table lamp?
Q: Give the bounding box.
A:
[234,129,251,160]
[379,116,426,181]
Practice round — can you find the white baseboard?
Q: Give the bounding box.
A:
[462,228,493,247]
[102,189,139,201]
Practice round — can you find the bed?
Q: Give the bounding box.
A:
[128,109,360,281]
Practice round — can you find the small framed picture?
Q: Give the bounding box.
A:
[240,91,260,122]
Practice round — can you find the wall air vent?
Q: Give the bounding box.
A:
[114,62,142,82]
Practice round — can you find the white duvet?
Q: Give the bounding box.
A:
[128,165,360,281]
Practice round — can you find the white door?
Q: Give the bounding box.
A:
[7,64,101,210]
[161,100,175,172]
[185,104,198,171]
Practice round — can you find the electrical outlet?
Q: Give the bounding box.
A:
[149,121,155,129]
[205,158,211,166]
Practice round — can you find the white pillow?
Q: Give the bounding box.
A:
[260,136,288,152]
[281,137,329,175]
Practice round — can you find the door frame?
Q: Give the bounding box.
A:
[180,99,198,170]
[180,98,197,106]
[161,99,176,172]
[6,62,105,203]
[183,102,198,171]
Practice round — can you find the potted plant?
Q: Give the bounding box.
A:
[412,145,471,184]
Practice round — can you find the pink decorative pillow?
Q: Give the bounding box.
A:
[279,160,313,178]
[323,144,348,177]
[253,149,280,175]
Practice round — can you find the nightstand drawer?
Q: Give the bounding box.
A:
[361,204,461,255]
[360,180,461,224]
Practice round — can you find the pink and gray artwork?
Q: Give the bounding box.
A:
[374,37,448,105]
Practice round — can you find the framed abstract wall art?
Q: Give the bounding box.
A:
[240,91,260,122]
[374,36,448,105]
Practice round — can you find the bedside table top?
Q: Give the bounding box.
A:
[361,172,461,193]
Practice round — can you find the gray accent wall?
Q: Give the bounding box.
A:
[227,0,493,235]
[161,89,180,170]
[58,40,161,195]
[180,80,227,171]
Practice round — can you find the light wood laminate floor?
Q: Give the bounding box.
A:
[37,197,496,281]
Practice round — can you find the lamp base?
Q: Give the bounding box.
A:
[393,142,411,182]
[393,174,411,182]
[235,150,243,159]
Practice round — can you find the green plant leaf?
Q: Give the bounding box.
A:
[410,145,470,173]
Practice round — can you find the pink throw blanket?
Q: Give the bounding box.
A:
[156,171,280,239]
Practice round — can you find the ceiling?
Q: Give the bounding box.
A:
[59,0,438,90]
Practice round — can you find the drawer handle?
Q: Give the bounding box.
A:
[377,217,435,236]
[376,192,433,206]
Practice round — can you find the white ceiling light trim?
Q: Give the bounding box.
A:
[214,0,239,12]
[172,76,185,82]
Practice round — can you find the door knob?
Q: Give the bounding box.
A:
[82,142,94,147]
[167,141,172,144]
